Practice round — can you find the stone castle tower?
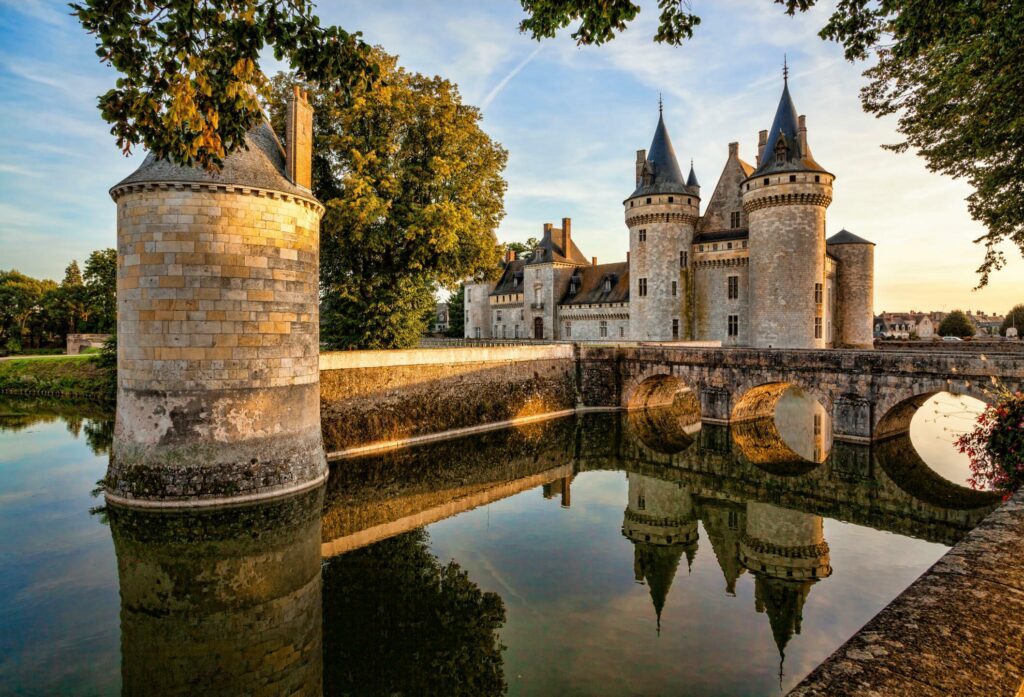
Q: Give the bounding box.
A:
[625,103,700,341]
[742,74,834,349]
[107,87,326,506]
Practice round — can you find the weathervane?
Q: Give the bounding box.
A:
[783,53,789,83]
[658,92,663,115]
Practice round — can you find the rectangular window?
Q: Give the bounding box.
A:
[502,325,507,338]
[467,288,472,302]
[514,325,519,339]
[619,326,625,338]
[730,211,740,228]
[680,250,687,268]
[638,278,647,297]
[474,327,481,339]
[712,243,718,251]
[671,281,677,297]
[814,317,823,338]
[814,283,823,304]
[727,242,733,250]
[564,322,571,338]
[728,315,739,337]
[672,319,679,339]
[668,196,674,203]
[638,228,647,242]
[727,275,739,300]
[600,320,608,338]
[496,310,502,322]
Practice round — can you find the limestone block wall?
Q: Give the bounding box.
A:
[743,175,832,349]
[559,302,630,340]
[319,344,577,452]
[692,256,749,345]
[828,242,874,348]
[491,300,525,339]
[464,281,494,339]
[627,196,698,341]
[109,183,325,503]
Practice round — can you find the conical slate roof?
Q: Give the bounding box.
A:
[630,111,693,198]
[112,121,312,199]
[634,542,685,633]
[826,228,874,245]
[751,79,828,177]
[686,161,699,188]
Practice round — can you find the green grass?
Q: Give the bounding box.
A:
[0,354,115,401]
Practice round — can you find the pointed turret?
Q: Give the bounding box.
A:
[634,542,684,633]
[686,160,699,189]
[751,73,828,177]
[630,106,693,198]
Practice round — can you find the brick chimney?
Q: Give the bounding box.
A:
[592,256,597,267]
[561,217,572,254]
[798,115,808,155]
[756,130,768,166]
[728,142,739,159]
[635,149,646,186]
[286,85,313,190]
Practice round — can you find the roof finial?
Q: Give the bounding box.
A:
[783,53,789,83]
[658,93,663,116]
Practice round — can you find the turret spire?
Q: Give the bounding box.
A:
[783,53,789,84]
[749,68,829,177]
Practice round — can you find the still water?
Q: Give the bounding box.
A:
[0,391,997,696]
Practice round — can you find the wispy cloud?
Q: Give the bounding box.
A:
[481,43,543,110]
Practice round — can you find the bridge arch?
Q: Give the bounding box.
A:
[730,380,835,423]
[873,379,993,441]
[622,367,701,413]
[731,381,833,465]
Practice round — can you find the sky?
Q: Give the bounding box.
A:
[0,0,1020,313]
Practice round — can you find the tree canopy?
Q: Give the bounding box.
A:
[938,309,975,338]
[518,0,1024,286]
[73,0,377,170]
[1001,305,1024,337]
[266,49,507,350]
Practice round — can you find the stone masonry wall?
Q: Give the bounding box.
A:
[743,174,832,349]
[319,345,577,452]
[693,254,749,345]
[828,242,874,348]
[109,183,325,503]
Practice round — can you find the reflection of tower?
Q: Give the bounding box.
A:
[542,475,573,507]
[109,488,324,696]
[697,498,747,595]
[621,473,698,632]
[739,502,831,682]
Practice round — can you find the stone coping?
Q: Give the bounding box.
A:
[319,343,574,370]
[790,488,1024,696]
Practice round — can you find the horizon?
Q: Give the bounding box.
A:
[0,0,1019,312]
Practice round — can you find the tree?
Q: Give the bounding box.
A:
[84,249,117,333]
[938,310,975,338]
[1001,305,1024,337]
[0,270,50,351]
[266,50,507,350]
[518,0,1024,286]
[445,283,466,337]
[73,0,377,170]
[46,261,90,336]
[505,236,539,262]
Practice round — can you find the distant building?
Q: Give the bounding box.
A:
[875,310,1006,338]
[465,74,875,348]
[431,302,449,335]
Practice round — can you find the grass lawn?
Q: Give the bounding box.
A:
[0,354,114,401]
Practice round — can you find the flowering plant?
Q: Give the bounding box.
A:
[956,389,1024,499]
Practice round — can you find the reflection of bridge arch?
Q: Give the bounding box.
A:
[874,384,991,441]
[625,408,699,456]
[730,419,822,476]
[873,433,999,510]
[731,381,833,423]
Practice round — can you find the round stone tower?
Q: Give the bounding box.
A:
[742,76,833,349]
[107,88,326,506]
[826,229,875,348]
[626,104,700,342]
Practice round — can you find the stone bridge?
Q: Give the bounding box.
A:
[578,345,1024,444]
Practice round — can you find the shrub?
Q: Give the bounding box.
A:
[956,390,1024,499]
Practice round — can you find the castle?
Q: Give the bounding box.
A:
[465,74,875,349]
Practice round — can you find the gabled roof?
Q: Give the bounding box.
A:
[559,262,630,305]
[630,111,696,198]
[490,258,527,296]
[826,229,874,246]
[113,120,312,199]
[528,226,590,266]
[751,79,828,178]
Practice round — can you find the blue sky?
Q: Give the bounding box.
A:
[0,0,1019,312]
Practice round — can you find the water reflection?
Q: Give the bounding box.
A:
[108,488,324,696]
[0,395,1006,696]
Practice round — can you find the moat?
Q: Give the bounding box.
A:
[0,391,999,696]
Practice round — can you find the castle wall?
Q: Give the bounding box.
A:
[491,296,525,339]
[627,195,698,341]
[558,303,630,341]
[109,183,325,504]
[692,253,750,346]
[743,175,832,349]
[464,280,495,339]
[828,243,874,348]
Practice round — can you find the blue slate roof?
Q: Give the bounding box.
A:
[751,80,828,177]
[630,112,695,198]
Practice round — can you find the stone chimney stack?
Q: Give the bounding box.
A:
[561,217,572,253]
[592,256,597,267]
[504,248,515,263]
[636,149,646,186]
[286,85,313,190]
[728,142,739,159]
[757,130,768,166]
[798,115,808,155]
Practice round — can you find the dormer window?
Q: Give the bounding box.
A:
[774,133,788,165]
[603,278,612,293]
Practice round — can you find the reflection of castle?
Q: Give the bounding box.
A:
[619,474,831,671]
